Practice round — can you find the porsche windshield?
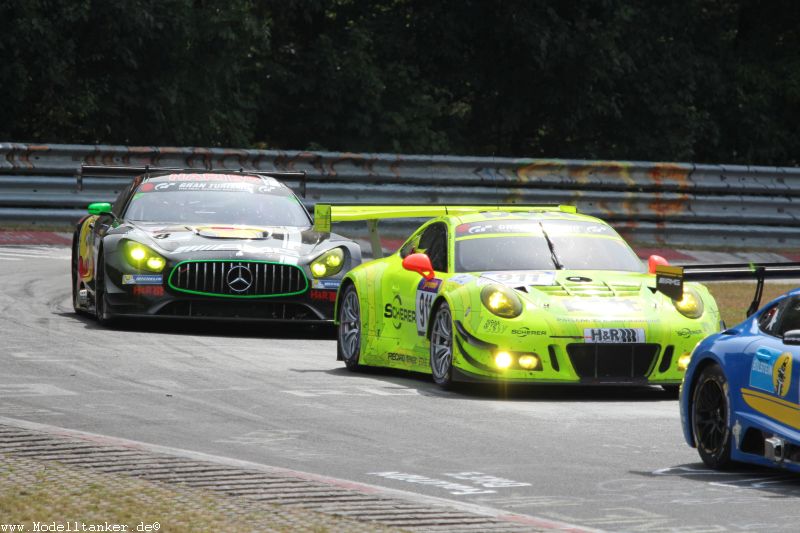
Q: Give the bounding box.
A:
[124,174,311,226]
[454,219,644,272]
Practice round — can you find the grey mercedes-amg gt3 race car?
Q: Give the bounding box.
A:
[72,166,361,325]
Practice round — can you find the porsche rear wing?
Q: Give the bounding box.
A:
[656,262,800,317]
[312,203,578,258]
[78,165,308,193]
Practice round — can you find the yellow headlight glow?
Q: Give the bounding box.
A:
[146,256,166,271]
[673,288,704,319]
[518,355,539,370]
[311,263,328,277]
[123,241,166,273]
[480,284,523,318]
[494,351,513,369]
[311,248,345,278]
[130,247,146,261]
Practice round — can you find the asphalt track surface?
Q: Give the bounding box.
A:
[3,245,800,532]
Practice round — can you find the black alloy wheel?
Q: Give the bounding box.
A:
[692,363,732,469]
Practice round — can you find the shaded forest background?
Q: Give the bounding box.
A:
[1,0,799,165]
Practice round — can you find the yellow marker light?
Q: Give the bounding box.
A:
[677,353,692,371]
[130,247,146,261]
[518,354,539,370]
[325,254,342,267]
[494,351,513,369]
[311,263,328,277]
[146,256,166,271]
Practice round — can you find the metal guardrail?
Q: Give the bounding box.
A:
[1,142,798,248]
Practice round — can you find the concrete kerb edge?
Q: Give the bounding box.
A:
[0,415,601,532]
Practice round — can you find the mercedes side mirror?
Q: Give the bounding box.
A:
[87,202,113,216]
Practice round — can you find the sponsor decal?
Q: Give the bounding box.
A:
[416,278,442,336]
[312,279,341,290]
[564,298,642,314]
[448,273,476,285]
[479,271,556,287]
[309,289,336,302]
[482,318,507,334]
[583,328,645,343]
[749,347,793,397]
[132,285,165,297]
[387,353,425,366]
[455,220,611,237]
[196,227,267,239]
[121,274,163,285]
[676,327,703,338]
[384,295,416,329]
[511,326,546,337]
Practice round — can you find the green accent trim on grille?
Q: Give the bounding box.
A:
[168,260,309,299]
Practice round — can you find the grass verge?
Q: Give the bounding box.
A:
[705,282,796,327]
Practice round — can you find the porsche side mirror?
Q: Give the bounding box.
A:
[648,254,669,274]
[402,253,435,280]
[88,202,113,216]
[783,329,800,345]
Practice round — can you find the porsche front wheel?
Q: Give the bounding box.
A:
[94,251,115,327]
[337,285,362,371]
[692,363,732,469]
[430,302,454,387]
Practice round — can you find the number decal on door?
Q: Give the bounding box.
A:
[415,278,442,336]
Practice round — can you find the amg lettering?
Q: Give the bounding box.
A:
[659,277,682,286]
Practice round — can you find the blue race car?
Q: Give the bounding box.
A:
[656,263,800,470]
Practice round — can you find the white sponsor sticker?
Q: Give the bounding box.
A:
[583,327,645,343]
[479,271,556,287]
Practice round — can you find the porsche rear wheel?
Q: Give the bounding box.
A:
[692,364,732,469]
[430,302,454,387]
[337,285,362,371]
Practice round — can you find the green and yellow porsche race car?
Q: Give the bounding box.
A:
[314,204,722,389]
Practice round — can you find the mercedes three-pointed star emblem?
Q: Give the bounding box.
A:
[226,265,253,293]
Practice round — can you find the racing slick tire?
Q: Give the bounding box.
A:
[691,363,732,469]
[430,301,455,388]
[94,250,116,328]
[337,285,362,371]
[71,231,88,316]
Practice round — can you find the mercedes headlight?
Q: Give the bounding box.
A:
[122,240,166,272]
[480,284,522,319]
[310,248,345,278]
[673,287,704,319]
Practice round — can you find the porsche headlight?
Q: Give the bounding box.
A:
[673,287,704,319]
[310,248,345,278]
[122,240,166,273]
[480,284,522,319]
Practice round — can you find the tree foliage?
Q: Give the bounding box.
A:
[1,0,799,165]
